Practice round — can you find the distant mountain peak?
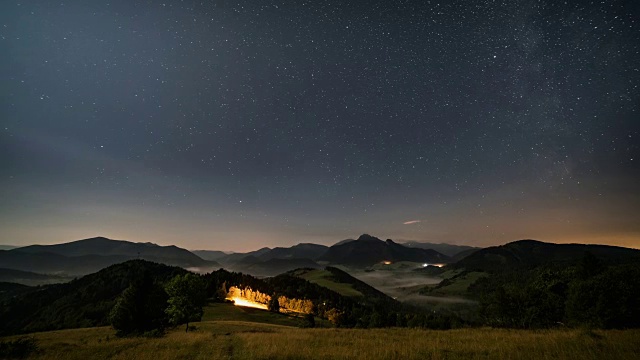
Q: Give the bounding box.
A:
[506,239,544,246]
[84,236,112,242]
[320,234,450,266]
[357,234,381,242]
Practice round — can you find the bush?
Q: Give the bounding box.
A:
[301,313,315,328]
[0,337,38,359]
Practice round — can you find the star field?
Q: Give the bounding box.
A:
[1,0,639,250]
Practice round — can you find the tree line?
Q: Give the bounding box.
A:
[469,252,640,329]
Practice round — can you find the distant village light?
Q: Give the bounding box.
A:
[383,261,392,265]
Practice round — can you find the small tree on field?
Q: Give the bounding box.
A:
[165,273,207,332]
[302,313,315,328]
[268,296,280,313]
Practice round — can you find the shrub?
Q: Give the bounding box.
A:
[0,337,38,359]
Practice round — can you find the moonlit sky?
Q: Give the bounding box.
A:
[1,1,639,251]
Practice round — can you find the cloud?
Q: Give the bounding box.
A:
[403,220,421,225]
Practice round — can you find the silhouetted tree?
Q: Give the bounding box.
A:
[302,313,315,328]
[109,273,168,336]
[369,311,384,328]
[268,296,280,313]
[165,273,207,332]
[577,251,603,279]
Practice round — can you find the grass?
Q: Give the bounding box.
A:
[4,322,639,359]
[202,303,303,327]
[294,269,364,297]
[203,302,333,328]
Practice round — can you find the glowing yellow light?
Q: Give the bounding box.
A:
[383,261,392,265]
[228,297,268,310]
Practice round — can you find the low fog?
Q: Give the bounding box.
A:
[350,269,440,300]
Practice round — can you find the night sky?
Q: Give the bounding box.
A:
[1,0,639,251]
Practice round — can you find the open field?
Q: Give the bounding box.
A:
[202,303,332,328]
[3,321,639,360]
[202,303,303,327]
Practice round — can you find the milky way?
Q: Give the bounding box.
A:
[1,1,638,250]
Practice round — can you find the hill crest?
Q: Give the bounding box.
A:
[453,239,640,272]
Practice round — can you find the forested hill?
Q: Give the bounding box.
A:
[0,260,405,336]
[0,261,187,336]
[453,239,640,272]
[437,240,640,329]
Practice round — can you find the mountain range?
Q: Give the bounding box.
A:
[5,234,637,284]
[0,234,458,281]
[2,235,640,336]
[0,237,219,277]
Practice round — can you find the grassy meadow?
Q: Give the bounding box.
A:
[294,269,364,297]
[202,303,303,326]
[4,320,640,360]
[202,303,333,328]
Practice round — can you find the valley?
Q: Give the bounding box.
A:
[1,234,639,359]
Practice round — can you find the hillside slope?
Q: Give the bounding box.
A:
[243,258,322,277]
[0,268,72,286]
[0,260,187,336]
[292,267,391,300]
[402,241,480,257]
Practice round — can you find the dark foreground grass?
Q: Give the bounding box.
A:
[3,321,639,360]
[202,302,332,328]
[202,303,302,326]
